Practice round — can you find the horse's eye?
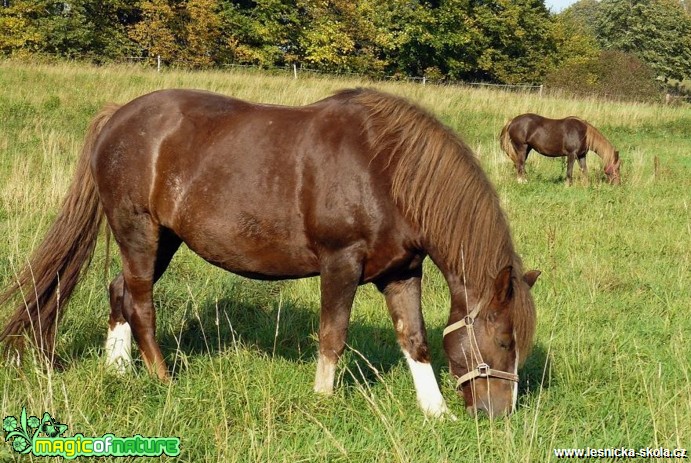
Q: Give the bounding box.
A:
[497,338,512,351]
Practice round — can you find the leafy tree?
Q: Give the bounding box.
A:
[218,0,300,66]
[398,0,482,80]
[82,0,141,60]
[0,1,43,54]
[551,6,600,69]
[37,1,92,58]
[295,0,395,74]
[560,0,600,36]
[128,0,180,63]
[467,0,556,83]
[182,0,222,67]
[374,0,438,78]
[0,1,93,58]
[296,0,357,71]
[596,0,691,81]
[545,49,661,101]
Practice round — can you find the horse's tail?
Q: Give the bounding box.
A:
[499,119,518,163]
[0,103,120,362]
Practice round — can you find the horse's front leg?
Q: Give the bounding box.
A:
[314,245,364,394]
[578,154,589,185]
[377,268,451,418]
[516,146,530,184]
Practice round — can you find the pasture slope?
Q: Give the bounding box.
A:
[0,62,689,462]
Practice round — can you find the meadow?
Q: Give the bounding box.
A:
[0,61,690,462]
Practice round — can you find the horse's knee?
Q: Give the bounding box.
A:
[394,322,430,363]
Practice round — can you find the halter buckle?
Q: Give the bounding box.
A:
[476,363,490,378]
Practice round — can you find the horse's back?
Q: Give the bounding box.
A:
[90,89,412,280]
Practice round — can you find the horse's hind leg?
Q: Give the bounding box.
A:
[314,246,363,394]
[376,268,450,418]
[105,228,181,375]
[106,216,181,379]
[516,145,530,183]
[105,273,131,373]
[566,153,577,186]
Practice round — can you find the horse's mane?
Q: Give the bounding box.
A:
[583,121,618,167]
[339,88,535,361]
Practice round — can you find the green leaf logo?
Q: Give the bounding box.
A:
[3,407,67,455]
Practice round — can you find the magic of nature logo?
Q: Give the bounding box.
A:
[3,407,180,459]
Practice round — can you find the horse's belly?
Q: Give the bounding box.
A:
[175,212,319,280]
[207,246,318,280]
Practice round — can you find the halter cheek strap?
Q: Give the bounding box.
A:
[443,306,519,389]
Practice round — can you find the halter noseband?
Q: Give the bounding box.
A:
[443,304,519,389]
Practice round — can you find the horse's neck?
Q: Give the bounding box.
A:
[438,267,485,319]
[586,125,615,163]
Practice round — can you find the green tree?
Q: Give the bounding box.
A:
[551,6,600,69]
[393,0,482,80]
[545,49,661,101]
[182,0,222,67]
[560,0,600,35]
[296,0,357,71]
[4,1,93,58]
[296,0,392,73]
[0,0,138,60]
[0,1,43,54]
[596,0,691,81]
[129,0,179,63]
[467,0,556,83]
[83,0,140,60]
[217,0,300,66]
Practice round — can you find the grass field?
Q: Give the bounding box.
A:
[0,61,690,462]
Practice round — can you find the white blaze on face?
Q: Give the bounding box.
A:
[403,350,450,418]
[105,321,132,374]
[512,346,519,413]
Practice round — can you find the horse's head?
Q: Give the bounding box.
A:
[605,155,621,185]
[443,267,539,418]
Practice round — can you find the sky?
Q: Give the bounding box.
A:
[544,0,579,12]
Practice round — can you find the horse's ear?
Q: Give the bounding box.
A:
[494,266,513,304]
[523,270,541,289]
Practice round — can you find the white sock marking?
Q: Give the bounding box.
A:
[105,322,132,374]
[403,351,450,418]
[314,354,337,394]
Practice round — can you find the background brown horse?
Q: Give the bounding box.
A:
[500,113,621,185]
[0,88,538,418]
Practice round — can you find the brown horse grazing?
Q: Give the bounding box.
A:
[0,88,539,418]
[500,113,621,185]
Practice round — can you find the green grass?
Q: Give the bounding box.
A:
[1,61,690,462]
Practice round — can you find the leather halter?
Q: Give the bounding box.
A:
[443,304,519,389]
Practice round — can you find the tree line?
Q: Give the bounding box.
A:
[1,0,690,91]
